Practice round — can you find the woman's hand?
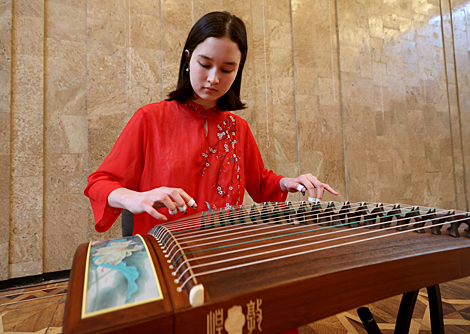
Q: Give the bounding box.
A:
[108,187,196,221]
[279,174,338,200]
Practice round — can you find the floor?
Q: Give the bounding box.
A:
[0,277,468,334]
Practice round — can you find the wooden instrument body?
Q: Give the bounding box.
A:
[63,202,470,334]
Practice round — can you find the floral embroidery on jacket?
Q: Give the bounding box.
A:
[201,114,241,207]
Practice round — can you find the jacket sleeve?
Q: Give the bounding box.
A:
[243,122,288,203]
[84,108,147,232]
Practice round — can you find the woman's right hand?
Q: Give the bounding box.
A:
[108,187,197,221]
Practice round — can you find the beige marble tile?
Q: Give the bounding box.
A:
[0,192,9,239]
[222,0,251,16]
[46,115,87,154]
[46,1,86,42]
[87,0,127,21]
[271,77,295,106]
[0,66,10,112]
[10,220,42,263]
[11,111,43,157]
[47,0,86,6]
[267,19,291,49]
[87,17,126,58]
[130,13,160,50]
[15,15,43,56]
[192,0,223,22]
[46,38,86,78]
[253,123,277,170]
[12,54,43,101]
[269,47,294,78]
[130,0,159,16]
[0,28,12,71]
[12,154,42,177]
[292,40,317,69]
[0,0,12,30]
[46,75,86,116]
[87,54,127,125]
[160,28,188,70]
[44,232,88,272]
[0,155,8,213]
[0,241,8,280]
[275,161,298,179]
[161,0,192,31]
[11,176,42,221]
[369,16,384,38]
[15,0,43,17]
[0,111,9,155]
[45,193,88,235]
[250,3,266,36]
[130,47,162,83]
[294,72,318,101]
[161,59,179,97]
[456,192,468,212]
[1,0,470,281]
[45,153,87,194]
[272,110,297,162]
[318,77,340,106]
[267,0,291,23]
[240,64,256,102]
[10,260,42,278]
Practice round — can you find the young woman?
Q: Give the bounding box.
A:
[85,11,337,236]
[85,11,338,334]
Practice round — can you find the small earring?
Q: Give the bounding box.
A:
[186,67,189,73]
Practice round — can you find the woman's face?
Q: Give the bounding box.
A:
[187,37,241,110]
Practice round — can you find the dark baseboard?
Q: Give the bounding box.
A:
[0,270,70,291]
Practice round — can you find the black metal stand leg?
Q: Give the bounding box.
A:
[427,285,444,334]
[394,289,419,334]
[359,285,445,334]
[357,307,382,334]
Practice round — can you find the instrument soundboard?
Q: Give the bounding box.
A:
[63,201,470,334]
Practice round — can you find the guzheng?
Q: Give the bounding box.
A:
[63,201,470,334]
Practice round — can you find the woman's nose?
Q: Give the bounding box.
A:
[207,69,219,85]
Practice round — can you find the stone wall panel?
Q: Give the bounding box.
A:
[2,0,470,281]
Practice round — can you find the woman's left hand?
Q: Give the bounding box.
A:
[279,174,338,200]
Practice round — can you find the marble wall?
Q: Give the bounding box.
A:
[0,0,469,280]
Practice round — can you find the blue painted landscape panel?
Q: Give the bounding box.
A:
[83,235,162,317]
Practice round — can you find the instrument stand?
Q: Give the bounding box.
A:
[358,285,444,334]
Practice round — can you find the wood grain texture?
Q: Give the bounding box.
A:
[62,203,470,333]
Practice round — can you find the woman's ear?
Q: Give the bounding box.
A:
[185,49,190,59]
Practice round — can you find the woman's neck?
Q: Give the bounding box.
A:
[191,96,217,111]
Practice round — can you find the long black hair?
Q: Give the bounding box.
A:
[166,11,247,111]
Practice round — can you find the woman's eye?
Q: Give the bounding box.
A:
[222,69,234,73]
[199,63,210,68]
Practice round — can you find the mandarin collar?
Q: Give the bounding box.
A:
[183,99,221,119]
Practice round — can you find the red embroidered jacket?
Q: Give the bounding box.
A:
[85,100,287,235]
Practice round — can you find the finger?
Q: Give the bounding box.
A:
[187,197,197,209]
[297,175,317,199]
[301,174,325,199]
[296,184,306,196]
[308,196,320,204]
[143,203,168,221]
[323,183,339,196]
[152,195,178,215]
[314,183,323,199]
[164,188,197,212]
